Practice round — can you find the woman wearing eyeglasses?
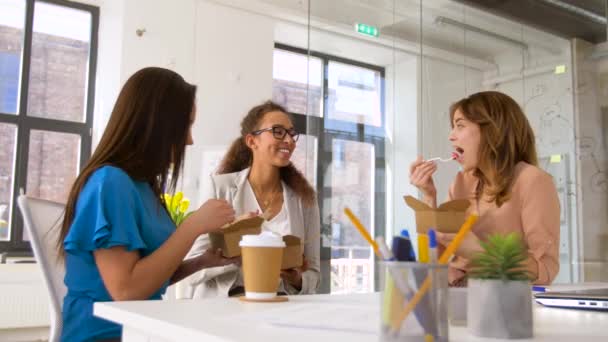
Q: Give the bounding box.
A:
[178,100,320,298]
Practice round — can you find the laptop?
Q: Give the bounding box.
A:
[534,288,608,311]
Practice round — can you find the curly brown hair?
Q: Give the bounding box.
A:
[450,91,538,207]
[217,100,316,206]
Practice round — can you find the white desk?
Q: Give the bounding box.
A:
[95,292,608,342]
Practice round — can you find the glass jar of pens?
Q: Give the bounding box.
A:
[379,261,448,342]
[343,208,478,342]
[379,229,449,342]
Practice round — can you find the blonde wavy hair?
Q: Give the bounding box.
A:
[450,91,538,207]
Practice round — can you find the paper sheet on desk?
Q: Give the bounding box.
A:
[242,303,379,334]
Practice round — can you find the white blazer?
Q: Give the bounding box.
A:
[177,168,321,299]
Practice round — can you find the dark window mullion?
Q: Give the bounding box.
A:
[82,4,100,169]
[0,114,20,125]
[39,0,97,11]
[23,116,90,135]
[8,0,36,253]
[18,0,35,119]
[10,127,30,250]
[316,52,332,293]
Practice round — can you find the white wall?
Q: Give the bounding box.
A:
[385,54,420,240]
[420,57,483,203]
[187,1,275,203]
[120,0,196,81]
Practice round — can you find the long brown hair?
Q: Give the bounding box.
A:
[217,100,316,206]
[450,91,538,207]
[58,67,197,255]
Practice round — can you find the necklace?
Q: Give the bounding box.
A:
[251,181,281,213]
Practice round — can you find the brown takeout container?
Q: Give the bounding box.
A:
[209,216,264,258]
[281,235,303,270]
[404,195,470,234]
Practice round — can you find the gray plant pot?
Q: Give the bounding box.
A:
[467,279,533,339]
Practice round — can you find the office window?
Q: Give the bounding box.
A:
[273,44,386,293]
[0,0,98,252]
[0,123,17,241]
[290,134,318,188]
[0,0,25,115]
[0,52,20,114]
[328,139,375,293]
[327,61,382,127]
[272,49,323,117]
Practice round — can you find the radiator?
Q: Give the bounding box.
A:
[0,264,50,329]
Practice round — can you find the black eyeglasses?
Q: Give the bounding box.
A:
[251,125,300,142]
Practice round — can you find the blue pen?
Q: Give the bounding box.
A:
[392,229,416,262]
[428,229,438,263]
[532,286,546,292]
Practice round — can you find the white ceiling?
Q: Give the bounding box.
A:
[255,0,569,61]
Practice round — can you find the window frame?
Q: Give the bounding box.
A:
[0,0,99,253]
[274,43,386,293]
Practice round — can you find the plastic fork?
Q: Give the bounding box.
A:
[426,151,461,163]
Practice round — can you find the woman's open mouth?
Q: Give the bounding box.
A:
[453,147,464,162]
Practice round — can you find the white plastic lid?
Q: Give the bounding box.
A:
[239,231,286,248]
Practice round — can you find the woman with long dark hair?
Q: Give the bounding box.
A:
[180,101,320,298]
[59,67,237,342]
[410,91,560,286]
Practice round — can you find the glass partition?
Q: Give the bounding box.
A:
[189,0,605,291]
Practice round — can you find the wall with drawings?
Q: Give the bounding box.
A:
[572,39,608,281]
[488,40,608,282]
[489,47,580,283]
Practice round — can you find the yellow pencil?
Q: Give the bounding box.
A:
[437,215,478,264]
[344,207,398,329]
[344,207,381,258]
[390,215,479,333]
[418,233,430,264]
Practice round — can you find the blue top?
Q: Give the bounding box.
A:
[61,166,176,342]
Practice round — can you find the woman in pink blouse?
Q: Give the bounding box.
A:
[410,91,560,286]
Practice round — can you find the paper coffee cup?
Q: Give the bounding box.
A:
[239,232,286,299]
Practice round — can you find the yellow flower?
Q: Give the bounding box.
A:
[179,199,190,213]
[162,192,192,226]
[171,191,183,212]
[163,193,172,206]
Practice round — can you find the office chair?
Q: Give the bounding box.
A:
[17,195,66,342]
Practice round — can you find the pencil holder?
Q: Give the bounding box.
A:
[379,261,449,342]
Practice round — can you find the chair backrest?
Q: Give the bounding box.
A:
[17,195,66,342]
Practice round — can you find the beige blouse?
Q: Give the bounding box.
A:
[447,162,560,285]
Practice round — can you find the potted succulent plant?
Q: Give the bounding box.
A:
[467,233,533,339]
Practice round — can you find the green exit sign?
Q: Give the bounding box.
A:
[355,23,379,37]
